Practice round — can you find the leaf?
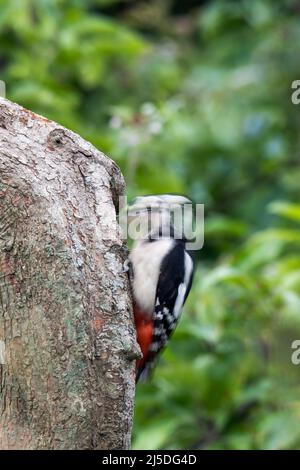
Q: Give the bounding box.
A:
[269,201,300,223]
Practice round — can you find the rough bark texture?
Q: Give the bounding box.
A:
[0,98,139,449]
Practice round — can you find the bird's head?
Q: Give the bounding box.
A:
[127,194,192,241]
[128,194,191,218]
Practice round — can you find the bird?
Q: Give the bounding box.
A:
[126,194,194,381]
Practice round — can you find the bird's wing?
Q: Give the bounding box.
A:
[136,242,194,381]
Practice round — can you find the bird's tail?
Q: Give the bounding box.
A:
[136,358,156,383]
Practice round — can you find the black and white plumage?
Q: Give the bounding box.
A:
[128,195,194,381]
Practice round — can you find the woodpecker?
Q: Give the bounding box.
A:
[127,195,194,381]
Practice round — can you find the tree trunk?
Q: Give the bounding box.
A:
[0,98,138,449]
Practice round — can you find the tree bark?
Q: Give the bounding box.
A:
[0,98,138,449]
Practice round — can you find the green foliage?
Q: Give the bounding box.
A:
[135,202,300,449]
[1,0,300,450]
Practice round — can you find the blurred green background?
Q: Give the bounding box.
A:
[1,0,300,450]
